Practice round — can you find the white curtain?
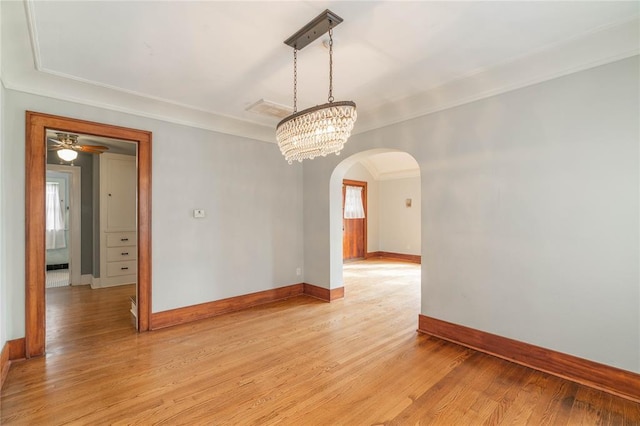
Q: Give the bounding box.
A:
[46,182,66,250]
[344,186,365,219]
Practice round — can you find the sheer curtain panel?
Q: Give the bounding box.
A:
[46,182,66,249]
[344,185,365,219]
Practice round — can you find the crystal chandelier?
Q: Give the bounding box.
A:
[276,10,357,164]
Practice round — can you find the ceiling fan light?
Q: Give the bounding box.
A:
[57,148,78,162]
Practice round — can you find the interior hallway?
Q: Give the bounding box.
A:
[1,260,638,424]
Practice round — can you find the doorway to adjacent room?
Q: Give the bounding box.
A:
[342,179,367,261]
[25,111,152,358]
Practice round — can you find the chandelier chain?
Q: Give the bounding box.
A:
[293,48,298,113]
[328,25,334,103]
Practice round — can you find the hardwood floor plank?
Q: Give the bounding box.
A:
[1,260,638,424]
[476,361,536,424]
[386,353,506,424]
[568,386,612,425]
[336,338,473,424]
[622,396,640,425]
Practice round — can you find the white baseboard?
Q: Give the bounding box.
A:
[79,274,95,286]
[91,276,135,289]
[90,277,100,289]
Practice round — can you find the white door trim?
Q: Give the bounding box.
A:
[47,164,82,285]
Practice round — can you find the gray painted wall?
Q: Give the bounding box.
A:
[0,82,5,351]
[2,89,304,334]
[150,121,303,311]
[0,56,636,375]
[303,57,639,372]
[379,177,421,256]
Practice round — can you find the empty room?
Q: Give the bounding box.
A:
[1,1,639,424]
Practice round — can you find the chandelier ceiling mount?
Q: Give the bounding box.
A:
[276,9,357,164]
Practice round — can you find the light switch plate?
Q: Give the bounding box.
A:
[194,209,206,218]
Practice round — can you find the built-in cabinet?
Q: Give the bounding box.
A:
[99,153,137,287]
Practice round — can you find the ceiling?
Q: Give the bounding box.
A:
[2,1,638,147]
[360,152,420,180]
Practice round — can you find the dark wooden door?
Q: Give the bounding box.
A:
[343,180,367,260]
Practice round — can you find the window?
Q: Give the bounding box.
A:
[344,185,365,219]
[46,182,66,249]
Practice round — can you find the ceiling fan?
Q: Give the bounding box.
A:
[48,132,109,162]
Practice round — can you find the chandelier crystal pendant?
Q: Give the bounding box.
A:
[276,10,357,164]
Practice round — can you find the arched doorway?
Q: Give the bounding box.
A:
[329,149,421,294]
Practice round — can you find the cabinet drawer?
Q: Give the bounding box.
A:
[107,261,137,277]
[106,232,136,247]
[107,246,137,262]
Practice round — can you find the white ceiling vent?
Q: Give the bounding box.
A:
[246,99,292,119]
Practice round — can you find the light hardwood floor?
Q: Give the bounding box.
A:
[2,260,639,424]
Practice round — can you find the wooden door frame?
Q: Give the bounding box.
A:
[25,111,152,358]
[342,179,368,259]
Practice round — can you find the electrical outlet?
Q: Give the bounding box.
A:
[296,267,302,276]
[194,209,206,218]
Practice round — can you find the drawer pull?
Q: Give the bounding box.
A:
[121,252,129,256]
[121,267,129,270]
[121,238,129,242]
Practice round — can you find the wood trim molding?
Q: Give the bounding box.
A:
[303,283,345,302]
[25,111,152,358]
[150,283,345,330]
[8,339,26,361]
[137,130,152,332]
[1,338,26,392]
[0,342,9,392]
[418,315,640,403]
[151,284,305,330]
[366,251,421,264]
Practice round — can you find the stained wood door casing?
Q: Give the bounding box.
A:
[343,217,365,259]
[25,111,152,358]
[342,179,367,260]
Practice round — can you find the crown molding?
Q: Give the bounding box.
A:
[8,0,276,143]
[4,78,277,143]
[7,3,639,144]
[24,0,42,70]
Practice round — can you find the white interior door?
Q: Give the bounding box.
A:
[104,156,137,232]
